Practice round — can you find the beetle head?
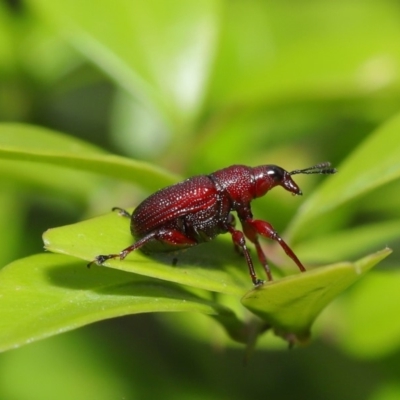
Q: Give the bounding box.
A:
[253,165,299,197]
[253,162,337,198]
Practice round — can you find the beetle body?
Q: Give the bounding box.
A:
[91,163,336,285]
[131,174,228,252]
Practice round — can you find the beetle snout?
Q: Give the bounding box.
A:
[283,176,302,195]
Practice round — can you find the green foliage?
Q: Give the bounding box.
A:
[0,253,240,352]
[0,122,393,353]
[1,0,400,399]
[0,124,178,192]
[288,113,400,242]
[242,249,391,343]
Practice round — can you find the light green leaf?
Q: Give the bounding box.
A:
[210,1,400,106]
[43,210,250,296]
[0,3,15,71]
[28,0,221,129]
[337,270,400,359]
[42,208,390,346]
[296,219,400,264]
[369,384,400,400]
[0,123,179,191]
[241,248,391,344]
[0,253,239,352]
[0,192,24,268]
[288,112,400,241]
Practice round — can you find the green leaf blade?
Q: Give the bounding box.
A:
[0,123,179,191]
[288,113,400,241]
[43,210,250,296]
[241,248,391,343]
[29,0,222,129]
[0,253,236,352]
[336,270,400,359]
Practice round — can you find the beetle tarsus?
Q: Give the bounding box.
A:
[87,254,119,268]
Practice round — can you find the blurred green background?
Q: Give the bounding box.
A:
[1,0,400,399]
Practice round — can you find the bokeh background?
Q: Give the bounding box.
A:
[1,0,400,399]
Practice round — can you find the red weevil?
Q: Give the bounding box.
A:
[90,162,336,285]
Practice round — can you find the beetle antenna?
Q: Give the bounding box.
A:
[290,162,337,176]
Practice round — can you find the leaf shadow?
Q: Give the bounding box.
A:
[146,238,245,269]
[44,238,249,298]
[44,255,211,301]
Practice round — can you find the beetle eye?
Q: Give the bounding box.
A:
[267,166,284,181]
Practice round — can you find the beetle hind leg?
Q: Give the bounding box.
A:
[87,231,158,267]
[88,253,119,267]
[88,228,198,267]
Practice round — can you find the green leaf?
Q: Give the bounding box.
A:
[0,123,179,191]
[0,192,25,268]
[1,335,133,400]
[0,3,15,71]
[337,270,400,359]
[241,248,391,344]
[295,219,400,264]
[288,112,400,241]
[28,0,221,129]
[43,210,250,296]
[210,1,400,106]
[42,208,391,347]
[0,253,239,352]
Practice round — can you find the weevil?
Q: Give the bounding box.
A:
[89,162,336,285]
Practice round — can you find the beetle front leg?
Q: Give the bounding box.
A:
[243,219,306,277]
[253,237,273,281]
[226,225,264,286]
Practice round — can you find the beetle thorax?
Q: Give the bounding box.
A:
[210,165,256,207]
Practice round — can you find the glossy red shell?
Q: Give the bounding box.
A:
[131,175,220,238]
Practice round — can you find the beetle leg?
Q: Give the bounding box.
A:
[225,225,264,286]
[226,213,242,255]
[253,238,273,281]
[88,228,197,267]
[153,228,198,247]
[243,219,306,278]
[241,220,273,280]
[88,231,158,267]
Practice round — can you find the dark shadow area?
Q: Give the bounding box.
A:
[44,254,211,301]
